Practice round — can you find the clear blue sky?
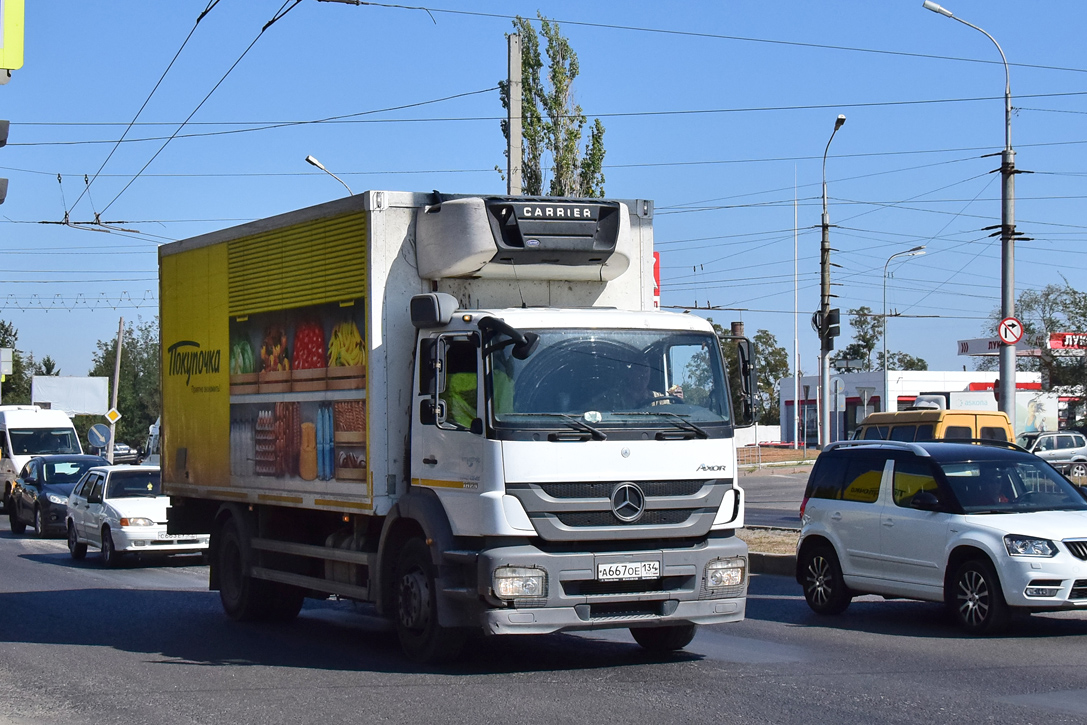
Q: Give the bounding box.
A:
[4,1,1087,379]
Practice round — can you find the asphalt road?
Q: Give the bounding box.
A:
[3,528,1087,724]
[741,467,810,529]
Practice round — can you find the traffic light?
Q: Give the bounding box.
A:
[825,308,841,339]
[0,120,7,204]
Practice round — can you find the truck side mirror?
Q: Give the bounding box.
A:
[735,338,759,428]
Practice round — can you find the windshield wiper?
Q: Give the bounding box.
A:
[611,410,709,439]
[524,413,607,441]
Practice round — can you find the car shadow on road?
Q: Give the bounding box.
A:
[18,551,206,569]
[745,574,1087,640]
[0,586,704,676]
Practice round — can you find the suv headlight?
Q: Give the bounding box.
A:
[46,494,68,505]
[493,566,548,599]
[1004,534,1058,558]
[705,557,746,588]
[119,517,155,527]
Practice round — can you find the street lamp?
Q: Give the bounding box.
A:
[922,0,1018,429]
[819,114,846,448]
[305,155,354,196]
[883,245,926,412]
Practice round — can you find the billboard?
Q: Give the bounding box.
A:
[0,0,24,70]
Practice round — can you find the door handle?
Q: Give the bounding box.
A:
[423,456,437,465]
[882,519,894,527]
[830,512,842,521]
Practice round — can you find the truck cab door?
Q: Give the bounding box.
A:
[411,334,485,508]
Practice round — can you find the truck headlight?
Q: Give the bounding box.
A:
[1004,535,1058,558]
[120,517,154,527]
[493,566,548,599]
[46,494,68,505]
[705,557,745,588]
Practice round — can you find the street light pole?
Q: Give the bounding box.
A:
[923,0,1017,429]
[883,246,926,412]
[819,114,846,448]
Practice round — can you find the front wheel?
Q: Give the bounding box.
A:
[33,508,46,539]
[100,528,122,568]
[68,523,87,560]
[630,624,697,652]
[8,508,26,535]
[947,559,1008,634]
[394,538,466,663]
[799,544,852,615]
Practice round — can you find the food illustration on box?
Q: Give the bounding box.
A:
[227,301,366,485]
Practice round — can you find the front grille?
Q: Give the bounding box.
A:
[590,601,663,619]
[563,576,692,597]
[1063,539,1087,561]
[1070,580,1087,600]
[538,480,707,499]
[556,509,698,528]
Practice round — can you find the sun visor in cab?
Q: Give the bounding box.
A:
[414,196,631,281]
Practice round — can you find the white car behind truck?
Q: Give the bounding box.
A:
[161,191,755,661]
[0,405,83,513]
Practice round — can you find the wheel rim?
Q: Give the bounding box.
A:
[68,526,77,552]
[805,555,833,607]
[103,532,113,562]
[1073,464,1086,477]
[34,510,42,535]
[956,569,990,627]
[398,566,431,633]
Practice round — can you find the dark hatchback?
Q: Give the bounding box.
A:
[8,455,109,537]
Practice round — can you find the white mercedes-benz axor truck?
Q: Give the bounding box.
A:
[161,191,755,662]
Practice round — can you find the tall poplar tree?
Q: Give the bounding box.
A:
[498,13,606,197]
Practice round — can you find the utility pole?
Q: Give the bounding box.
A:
[507,33,523,196]
[108,317,123,464]
[818,115,845,448]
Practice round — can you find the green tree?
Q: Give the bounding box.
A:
[35,355,60,376]
[88,317,160,447]
[880,351,928,371]
[498,13,606,197]
[753,329,790,425]
[0,319,33,404]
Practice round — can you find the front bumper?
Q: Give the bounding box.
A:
[472,534,748,635]
[999,554,1087,609]
[112,525,209,553]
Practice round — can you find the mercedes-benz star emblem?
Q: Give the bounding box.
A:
[611,482,646,523]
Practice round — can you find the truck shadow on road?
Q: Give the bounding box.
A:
[0,586,704,675]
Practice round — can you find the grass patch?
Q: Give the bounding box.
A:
[737,527,798,556]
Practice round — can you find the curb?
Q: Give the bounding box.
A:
[748,552,796,577]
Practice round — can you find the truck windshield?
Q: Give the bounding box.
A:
[487,328,731,432]
[9,428,81,455]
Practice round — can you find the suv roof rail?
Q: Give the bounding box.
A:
[823,440,930,457]
[952,438,1030,453]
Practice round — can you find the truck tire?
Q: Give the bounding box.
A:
[217,516,304,622]
[394,537,466,663]
[630,624,697,652]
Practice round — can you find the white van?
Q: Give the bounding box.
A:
[0,405,83,512]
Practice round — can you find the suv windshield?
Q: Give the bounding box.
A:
[939,458,1087,513]
[488,328,730,432]
[1016,433,1039,449]
[9,428,80,455]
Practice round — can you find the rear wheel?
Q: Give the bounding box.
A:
[800,544,852,615]
[68,523,87,560]
[947,558,1008,634]
[394,537,466,663]
[100,528,122,568]
[8,507,25,535]
[1070,462,1087,478]
[630,624,697,652]
[216,516,303,622]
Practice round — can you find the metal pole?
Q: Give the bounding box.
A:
[507,33,523,196]
[793,170,799,449]
[882,246,925,413]
[108,317,123,464]
[819,115,845,448]
[923,1,1016,428]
